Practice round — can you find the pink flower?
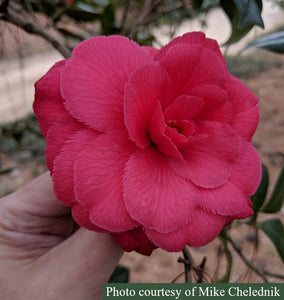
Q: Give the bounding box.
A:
[34,32,261,255]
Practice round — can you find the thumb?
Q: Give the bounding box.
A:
[33,228,123,299]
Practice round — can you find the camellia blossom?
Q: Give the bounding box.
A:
[34,32,261,255]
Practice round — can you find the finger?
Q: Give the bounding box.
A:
[34,229,123,298]
[7,172,70,217]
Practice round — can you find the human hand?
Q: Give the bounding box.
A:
[0,173,123,300]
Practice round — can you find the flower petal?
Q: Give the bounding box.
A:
[226,76,259,141]
[159,43,228,98]
[189,84,233,124]
[169,121,240,188]
[156,32,226,70]
[52,129,99,206]
[197,181,248,215]
[164,95,204,121]
[142,46,159,58]
[189,84,228,112]
[112,227,157,255]
[146,208,226,251]
[226,75,259,113]
[227,204,253,222]
[124,63,173,148]
[61,36,151,132]
[34,60,67,137]
[74,133,138,232]
[149,103,183,160]
[229,139,262,196]
[72,205,109,233]
[231,106,259,141]
[124,147,198,233]
[45,112,84,172]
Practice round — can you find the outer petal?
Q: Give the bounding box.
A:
[169,121,240,188]
[72,205,109,233]
[61,36,151,133]
[34,60,67,137]
[227,204,253,222]
[229,139,262,196]
[197,181,248,215]
[156,32,227,70]
[142,46,159,58]
[45,112,84,172]
[124,63,173,148]
[52,129,99,206]
[123,147,198,233]
[231,106,259,141]
[146,208,226,251]
[74,133,138,232]
[112,227,157,256]
[226,75,259,113]
[159,44,228,98]
[226,76,259,141]
[155,31,208,61]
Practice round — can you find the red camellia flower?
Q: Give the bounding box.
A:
[34,32,261,255]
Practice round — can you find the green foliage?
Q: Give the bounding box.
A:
[108,265,129,283]
[261,165,284,213]
[251,164,284,214]
[65,2,102,21]
[19,0,265,48]
[0,115,46,160]
[101,2,117,35]
[258,219,284,262]
[251,164,269,212]
[220,0,264,45]
[250,164,284,263]
[244,31,284,54]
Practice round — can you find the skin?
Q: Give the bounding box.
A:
[0,173,123,300]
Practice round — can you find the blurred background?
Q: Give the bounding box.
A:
[0,0,283,283]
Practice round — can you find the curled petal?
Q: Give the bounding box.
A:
[149,103,183,160]
[124,63,173,148]
[34,60,67,137]
[165,120,196,148]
